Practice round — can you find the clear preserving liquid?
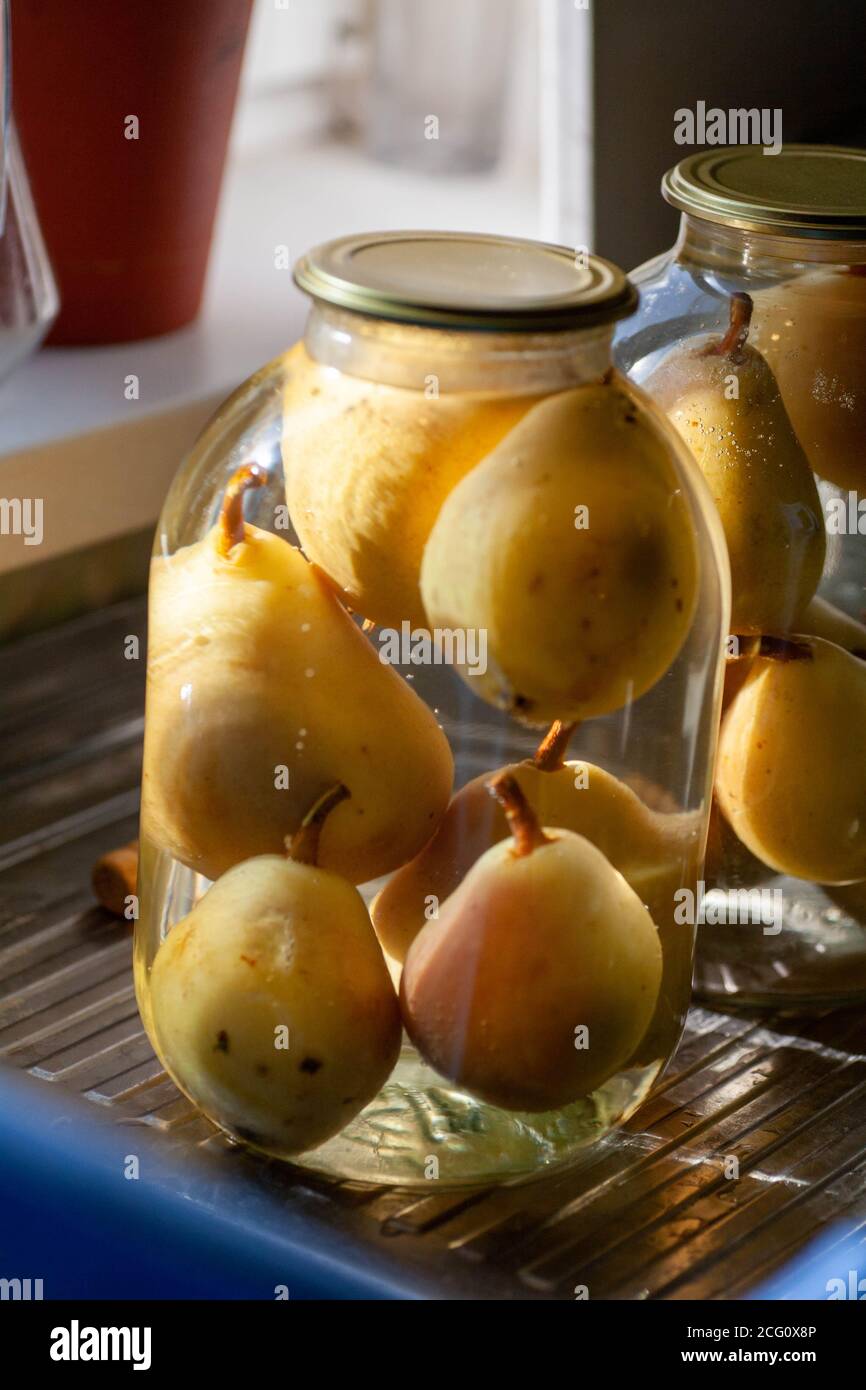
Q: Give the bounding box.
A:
[134,332,721,1186]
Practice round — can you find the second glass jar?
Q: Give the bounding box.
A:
[618,145,866,1010]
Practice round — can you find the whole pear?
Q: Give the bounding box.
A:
[420,375,699,725]
[752,267,866,491]
[400,775,662,1112]
[644,293,825,634]
[709,613,866,882]
[716,635,866,884]
[141,465,453,883]
[372,720,700,963]
[150,787,402,1154]
[281,342,538,629]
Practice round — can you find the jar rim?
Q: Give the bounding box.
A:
[663,144,866,240]
[293,230,638,332]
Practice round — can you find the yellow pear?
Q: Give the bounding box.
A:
[708,614,866,883]
[420,375,699,725]
[752,267,866,491]
[150,787,402,1154]
[400,774,662,1112]
[141,464,453,883]
[372,720,701,963]
[280,341,538,628]
[716,634,866,884]
[645,293,825,634]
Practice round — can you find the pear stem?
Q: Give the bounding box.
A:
[218,463,267,557]
[488,772,551,858]
[703,292,753,362]
[286,784,350,866]
[758,635,814,663]
[531,720,578,773]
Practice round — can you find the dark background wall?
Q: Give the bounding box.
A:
[593,0,866,270]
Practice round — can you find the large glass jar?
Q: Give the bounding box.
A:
[617,146,866,1010]
[135,232,728,1187]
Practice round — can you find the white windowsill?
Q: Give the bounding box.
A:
[0,135,539,575]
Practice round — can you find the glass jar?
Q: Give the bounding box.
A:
[617,145,866,1010]
[135,232,728,1187]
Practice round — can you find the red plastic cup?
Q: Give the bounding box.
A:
[11,0,254,344]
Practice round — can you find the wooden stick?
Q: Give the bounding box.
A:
[92,841,139,917]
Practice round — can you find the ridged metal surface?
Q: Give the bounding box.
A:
[1,597,865,1299]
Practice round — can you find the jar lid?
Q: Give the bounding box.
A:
[663,145,866,239]
[293,231,637,331]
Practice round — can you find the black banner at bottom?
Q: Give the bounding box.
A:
[3,1296,861,1374]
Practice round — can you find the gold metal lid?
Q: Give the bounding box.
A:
[293,231,637,331]
[663,145,866,239]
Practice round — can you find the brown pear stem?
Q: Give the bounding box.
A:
[531,720,578,773]
[488,772,551,858]
[218,463,267,556]
[758,635,814,663]
[286,784,350,866]
[702,291,753,362]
